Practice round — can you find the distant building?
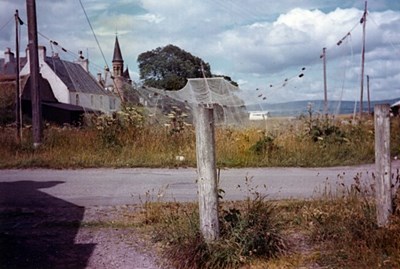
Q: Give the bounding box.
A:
[391,100,400,116]
[0,47,27,75]
[20,46,121,114]
[0,45,122,124]
[97,36,138,104]
[249,111,269,120]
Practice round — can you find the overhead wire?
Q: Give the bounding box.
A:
[247,8,364,112]
[78,0,125,104]
[14,10,120,115]
[0,15,13,33]
[367,11,400,55]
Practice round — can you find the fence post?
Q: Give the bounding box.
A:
[374,104,392,227]
[195,105,220,241]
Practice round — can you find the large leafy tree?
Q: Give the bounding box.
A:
[137,44,212,91]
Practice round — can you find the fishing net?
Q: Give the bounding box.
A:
[140,77,250,127]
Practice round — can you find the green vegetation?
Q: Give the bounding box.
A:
[133,176,400,269]
[137,44,238,90]
[141,190,286,268]
[2,104,400,268]
[1,106,399,168]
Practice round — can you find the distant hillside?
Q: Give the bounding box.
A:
[246,99,400,117]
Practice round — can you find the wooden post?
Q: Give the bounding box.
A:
[374,104,392,227]
[15,10,22,143]
[359,1,367,118]
[195,105,219,241]
[367,75,371,114]
[26,0,43,148]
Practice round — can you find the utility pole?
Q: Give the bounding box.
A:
[367,75,371,114]
[26,0,42,148]
[321,47,328,114]
[15,10,22,143]
[360,1,367,118]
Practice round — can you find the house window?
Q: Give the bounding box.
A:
[99,96,103,108]
[75,94,79,105]
[90,95,94,107]
[109,98,116,110]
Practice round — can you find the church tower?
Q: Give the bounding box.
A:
[112,36,124,77]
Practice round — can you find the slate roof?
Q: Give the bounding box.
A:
[0,57,27,75]
[44,56,111,95]
[123,67,131,80]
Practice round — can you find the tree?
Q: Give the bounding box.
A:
[137,44,212,91]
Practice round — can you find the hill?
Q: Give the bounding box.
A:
[247,99,400,117]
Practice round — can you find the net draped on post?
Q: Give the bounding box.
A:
[143,77,247,241]
[142,77,248,126]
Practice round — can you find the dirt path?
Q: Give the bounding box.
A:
[76,206,165,269]
[0,183,166,269]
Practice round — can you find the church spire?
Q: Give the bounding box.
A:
[112,35,123,77]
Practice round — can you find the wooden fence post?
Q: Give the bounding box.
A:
[374,104,392,227]
[195,105,220,241]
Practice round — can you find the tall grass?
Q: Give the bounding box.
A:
[139,181,287,269]
[0,108,399,168]
[292,173,400,268]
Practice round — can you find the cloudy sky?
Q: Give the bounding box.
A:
[1,0,399,104]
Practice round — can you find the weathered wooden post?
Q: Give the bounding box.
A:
[374,104,392,227]
[27,0,43,148]
[195,104,220,241]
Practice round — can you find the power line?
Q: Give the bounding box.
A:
[78,0,110,70]
[0,15,13,33]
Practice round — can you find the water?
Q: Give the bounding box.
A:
[248,99,400,117]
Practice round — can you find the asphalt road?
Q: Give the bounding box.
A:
[1,161,399,207]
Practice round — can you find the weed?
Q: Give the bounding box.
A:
[141,178,287,269]
[302,173,400,268]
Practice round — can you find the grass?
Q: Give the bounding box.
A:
[1,108,399,168]
[131,176,400,269]
[1,107,400,267]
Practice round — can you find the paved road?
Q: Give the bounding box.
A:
[1,161,399,207]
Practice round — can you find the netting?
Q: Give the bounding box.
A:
[141,77,250,127]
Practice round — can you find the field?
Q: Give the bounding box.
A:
[1,107,399,169]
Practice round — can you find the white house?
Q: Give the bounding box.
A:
[249,111,269,120]
[20,46,121,114]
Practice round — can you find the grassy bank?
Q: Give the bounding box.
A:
[101,176,400,269]
[1,109,399,169]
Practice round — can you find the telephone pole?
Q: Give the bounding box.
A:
[15,10,22,142]
[359,1,367,118]
[26,0,42,148]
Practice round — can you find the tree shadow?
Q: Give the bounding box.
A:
[0,181,95,269]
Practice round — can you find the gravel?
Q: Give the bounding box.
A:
[0,204,167,269]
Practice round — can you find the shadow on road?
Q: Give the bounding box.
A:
[0,181,95,269]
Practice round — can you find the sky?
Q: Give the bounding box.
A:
[0,0,399,104]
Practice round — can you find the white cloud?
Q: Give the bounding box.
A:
[1,1,399,103]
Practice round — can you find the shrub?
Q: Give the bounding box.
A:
[145,179,287,269]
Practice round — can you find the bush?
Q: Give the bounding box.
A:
[145,180,287,269]
[0,83,16,125]
[91,106,145,148]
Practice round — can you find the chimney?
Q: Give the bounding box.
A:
[4,48,15,64]
[97,72,102,83]
[38,46,46,61]
[75,51,89,72]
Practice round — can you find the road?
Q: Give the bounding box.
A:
[1,161,399,207]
